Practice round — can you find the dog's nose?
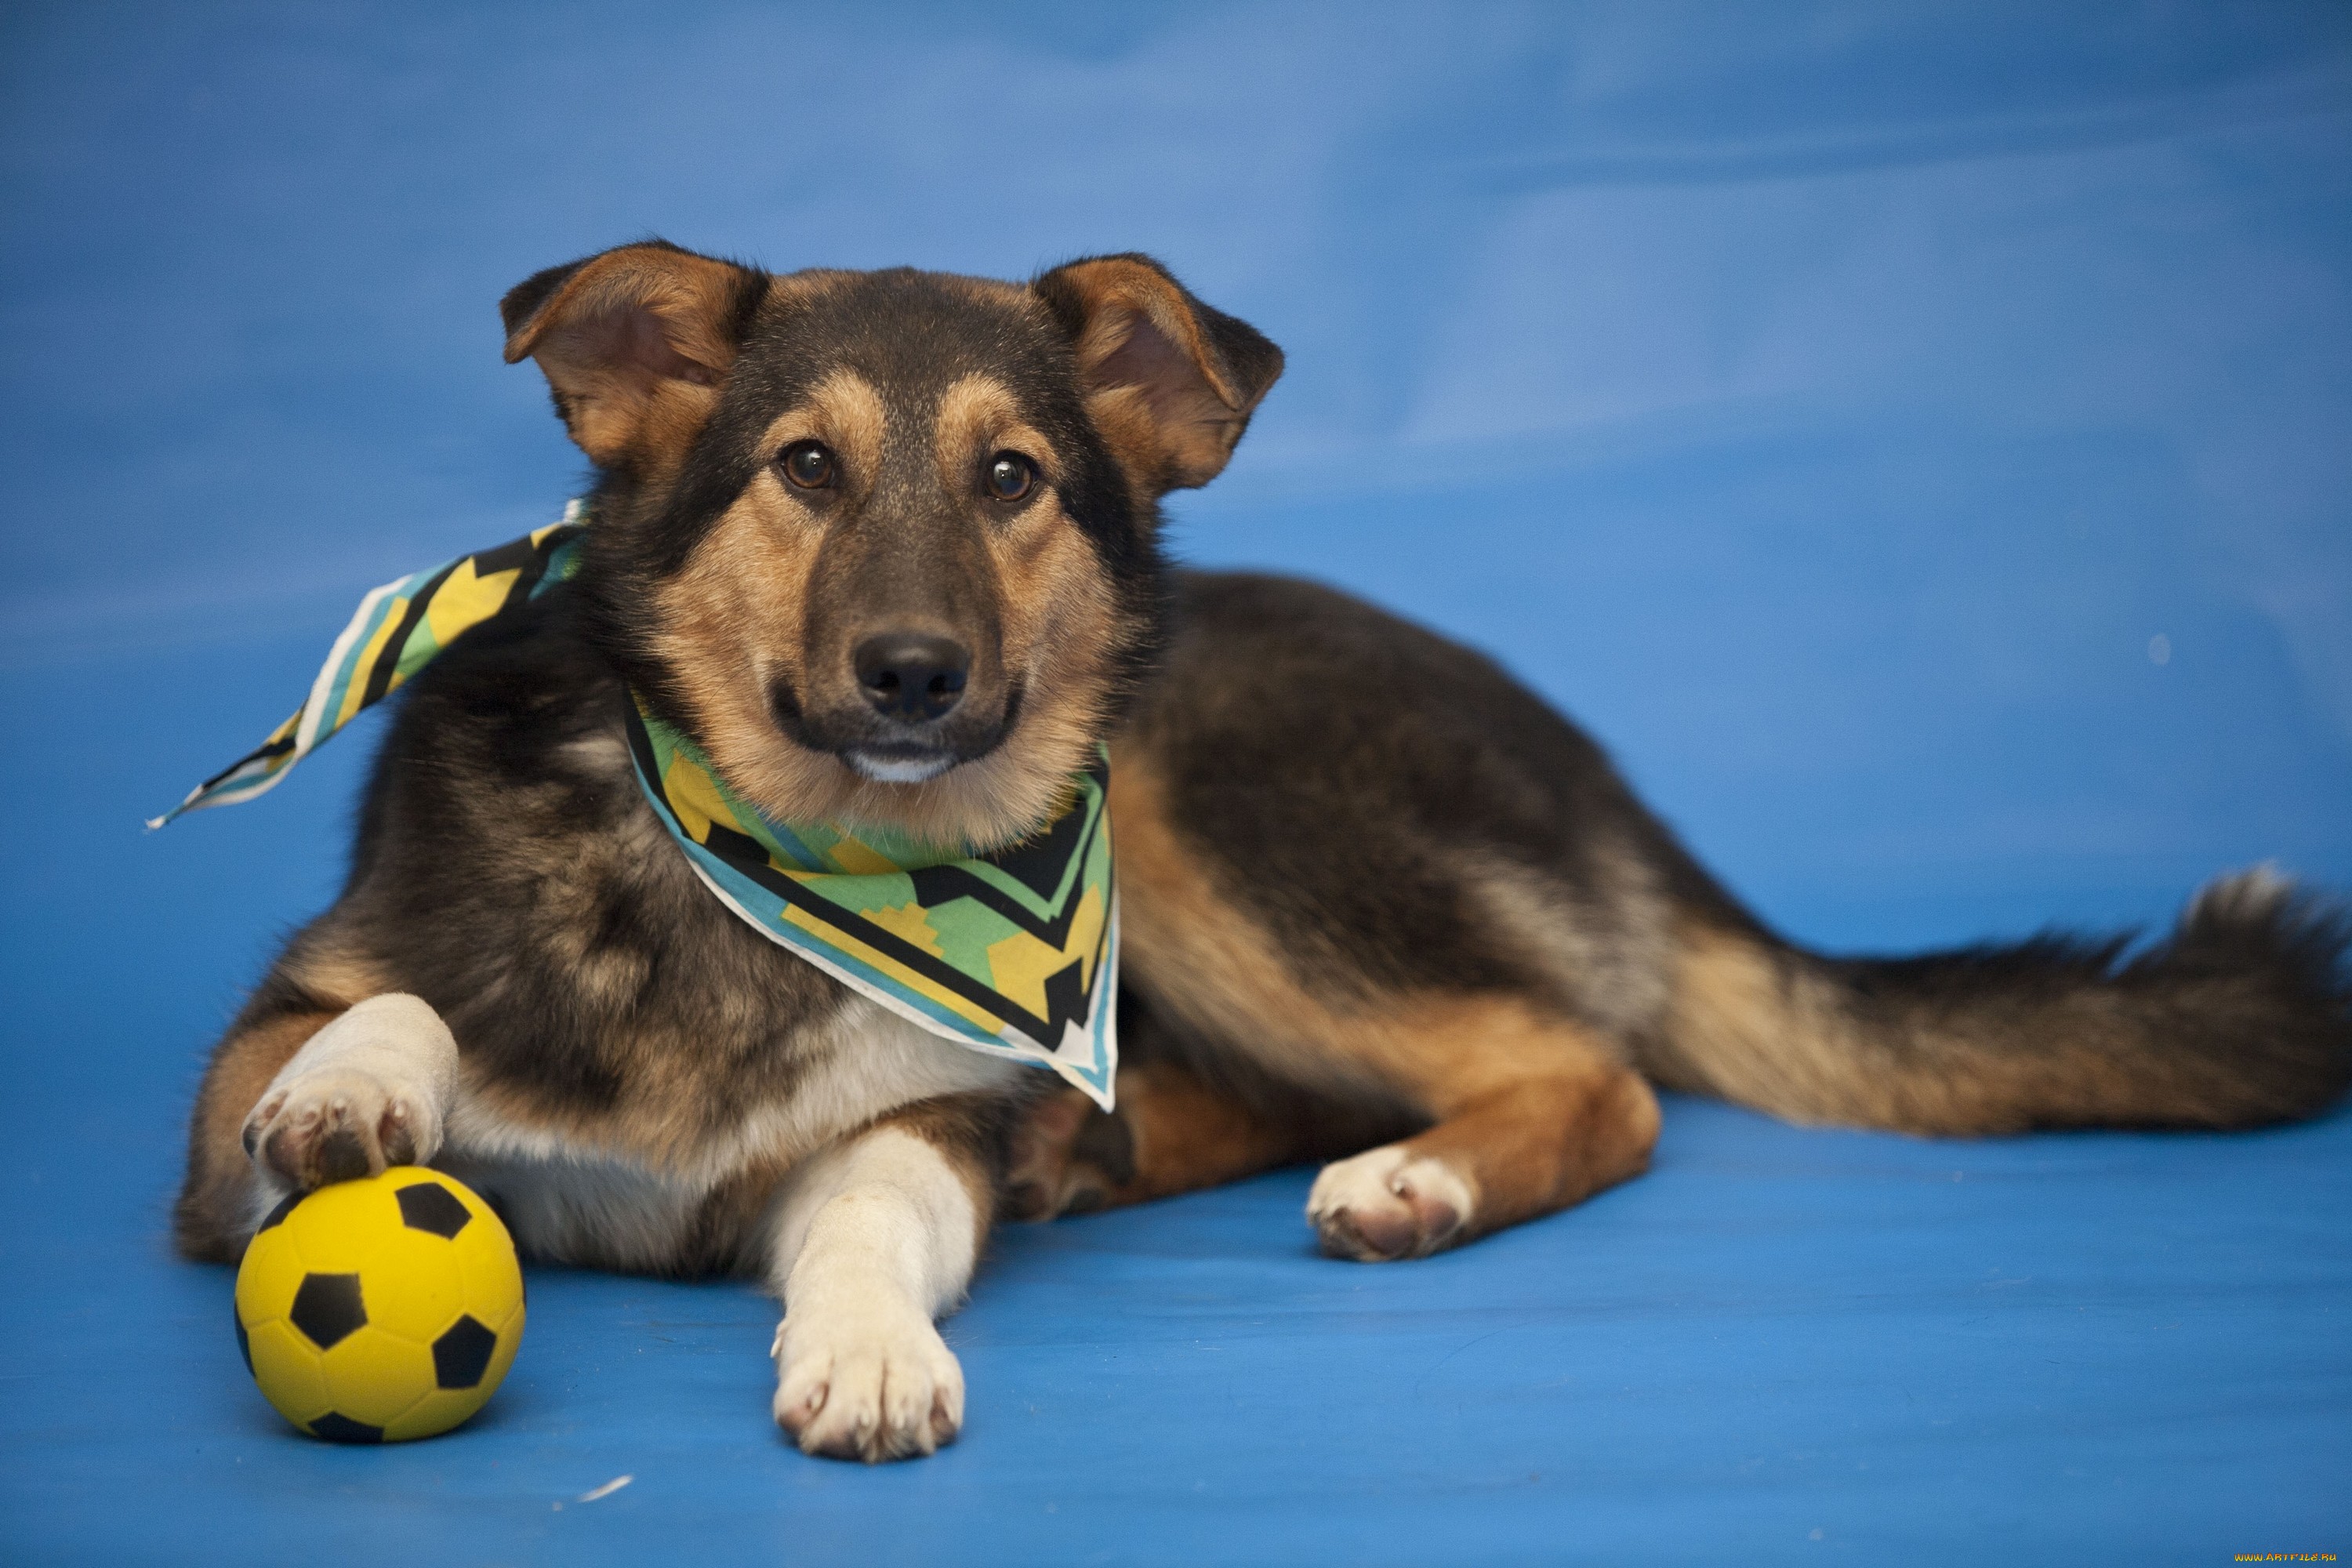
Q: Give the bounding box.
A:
[854,633,971,722]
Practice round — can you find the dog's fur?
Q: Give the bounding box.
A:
[176,241,2352,1461]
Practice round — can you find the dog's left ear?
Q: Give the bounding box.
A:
[1033,255,1283,493]
[500,241,768,469]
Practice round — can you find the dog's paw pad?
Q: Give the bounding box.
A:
[773,1307,964,1463]
[1306,1145,1472,1261]
[240,996,454,1194]
[245,1070,427,1191]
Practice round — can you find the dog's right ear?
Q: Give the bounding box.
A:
[1032,254,1283,495]
[501,241,767,469]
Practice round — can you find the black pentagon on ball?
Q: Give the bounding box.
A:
[289,1272,366,1350]
[234,1309,253,1375]
[255,1192,299,1232]
[432,1314,499,1389]
[306,1411,384,1444]
[395,1181,473,1240]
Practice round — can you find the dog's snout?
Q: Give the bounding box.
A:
[854,633,971,722]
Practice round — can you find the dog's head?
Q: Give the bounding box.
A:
[501,241,1281,847]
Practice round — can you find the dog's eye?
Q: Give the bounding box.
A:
[779,441,834,490]
[985,452,1036,503]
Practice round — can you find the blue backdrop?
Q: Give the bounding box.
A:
[2,4,2347,1563]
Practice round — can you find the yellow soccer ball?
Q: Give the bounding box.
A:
[234,1167,524,1443]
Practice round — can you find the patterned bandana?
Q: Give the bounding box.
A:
[152,504,1120,1108]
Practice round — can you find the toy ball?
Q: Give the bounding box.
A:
[233,1167,524,1443]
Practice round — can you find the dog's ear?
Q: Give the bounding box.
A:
[501,241,767,468]
[1033,255,1283,493]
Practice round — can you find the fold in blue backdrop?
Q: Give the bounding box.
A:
[2,5,2346,1564]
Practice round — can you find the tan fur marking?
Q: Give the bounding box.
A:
[1108,1062,1319,1198]
[931,375,1047,486]
[280,948,394,1011]
[1397,1057,1660,1236]
[791,370,891,482]
[1661,921,2162,1136]
[1661,924,1882,1126]
[176,1010,339,1260]
[646,457,829,829]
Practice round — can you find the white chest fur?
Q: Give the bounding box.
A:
[436,993,1026,1272]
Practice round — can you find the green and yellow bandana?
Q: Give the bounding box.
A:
[153,504,1119,1107]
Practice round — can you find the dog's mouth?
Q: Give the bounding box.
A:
[845,746,959,785]
[770,677,1024,789]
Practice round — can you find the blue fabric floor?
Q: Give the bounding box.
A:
[7,989,2350,1563]
[2,648,2347,1564]
[4,2,2350,1563]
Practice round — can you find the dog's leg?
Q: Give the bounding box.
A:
[176,994,459,1260]
[1307,1018,1660,1261]
[177,1008,339,1260]
[1003,1061,1339,1219]
[764,1101,996,1462]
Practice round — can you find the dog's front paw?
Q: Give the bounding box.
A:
[242,995,457,1190]
[1307,1144,1473,1261]
[771,1298,964,1462]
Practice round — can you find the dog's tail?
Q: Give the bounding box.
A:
[1641,869,2352,1134]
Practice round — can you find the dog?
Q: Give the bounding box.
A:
[175,240,2352,1462]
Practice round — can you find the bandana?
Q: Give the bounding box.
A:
[151,504,1119,1108]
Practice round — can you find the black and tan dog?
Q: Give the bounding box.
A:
[176,241,2352,1461]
